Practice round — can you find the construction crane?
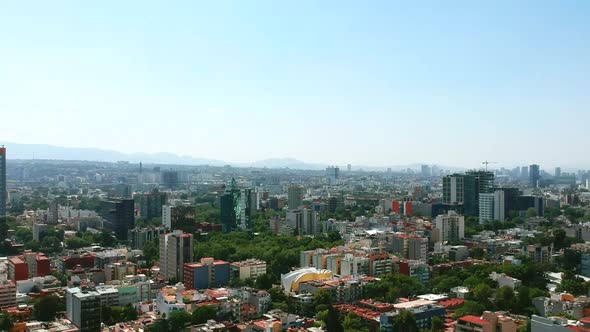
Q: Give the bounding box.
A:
[482,160,498,171]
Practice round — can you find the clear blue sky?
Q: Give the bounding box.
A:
[1,1,588,169]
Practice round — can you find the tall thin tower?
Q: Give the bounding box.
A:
[0,146,6,216]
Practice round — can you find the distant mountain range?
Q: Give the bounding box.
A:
[0,142,463,171]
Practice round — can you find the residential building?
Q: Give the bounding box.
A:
[455,311,518,332]
[399,260,429,284]
[408,237,428,261]
[479,193,495,223]
[100,198,135,240]
[434,211,465,243]
[7,253,50,282]
[155,284,187,317]
[160,230,194,282]
[0,280,16,309]
[286,208,321,236]
[184,258,230,289]
[231,259,267,280]
[489,272,522,289]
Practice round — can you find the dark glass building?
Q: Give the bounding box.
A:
[136,189,167,221]
[100,198,135,241]
[529,164,540,188]
[220,178,252,233]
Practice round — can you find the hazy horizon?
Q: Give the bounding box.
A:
[1,1,589,169]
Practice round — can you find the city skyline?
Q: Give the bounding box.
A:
[1,1,589,167]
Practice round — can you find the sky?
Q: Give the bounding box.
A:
[1,1,589,169]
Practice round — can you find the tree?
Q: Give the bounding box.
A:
[192,306,217,324]
[168,310,191,331]
[473,283,493,304]
[312,288,332,312]
[431,316,445,332]
[33,295,64,321]
[393,310,418,332]
[254,273,273,290]
[325,307,343,332]
[526,208,538,218]
[453,301,485,319]
[0,313,13,331]
[495,286,516,311]
[149,319,169,332]
[343,312,365,331]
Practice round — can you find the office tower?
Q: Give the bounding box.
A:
[517,195,544,217]
[467,170,495,194]
[347,164,352,172]
[128,227,166,250]
[479,193,494,223]
[325,166,339,185]
[160,230,194,282]
[555,167,562,177]
[67,288,101,331]
[287,185,303,209]
[520,166,529,180]
[136,189,167,221]
[99,198,135,241]
[421,165,431,177]
[496,187,520,217]
[184,257,230,290]
[0,146,5,217]
[160,170,179,189]
[162,204,196,233]
[443,173,478,215]
[434,211,465,243]
[219,178,252,233]
[529,164,540,188]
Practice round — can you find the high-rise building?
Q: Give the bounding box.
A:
[135,189,167,221]
[408,237,428,261]
[347,164,352,172]
[493,190,506,222]
[160,170,179,189]
[287,185,304,209]
[0,146,6,217]
[160,230,194,282]
[479,193,494,223]
[555,167,562,177]
[325,166,339,185]
[286,208,321,236]
[67,288,101,332]
[100,198,135,241]
[47,199,59,224]
[220,178,252,233]
[467,170,495,194]
[162,204,196,233]
[421,165,431,177]
[184,257,230,290]
[434,211,465,243]
[443,174,477,215]
[529,164,540,188]
[128,227,167,250]
[520,166,529,180]
[443,172,494,216]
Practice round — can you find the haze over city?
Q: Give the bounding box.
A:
[1,1,589,168]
